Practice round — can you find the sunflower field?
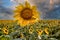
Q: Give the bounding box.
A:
[0,20,60,40]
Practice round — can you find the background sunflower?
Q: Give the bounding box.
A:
[2,27,9,35]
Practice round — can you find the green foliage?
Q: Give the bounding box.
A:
[0,20,60,40]
[0,35,11,40]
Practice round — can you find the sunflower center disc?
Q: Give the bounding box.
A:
[21,8,33,20]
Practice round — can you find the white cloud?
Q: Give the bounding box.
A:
[10,0,24,3]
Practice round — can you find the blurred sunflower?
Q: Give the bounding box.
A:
[14,1,40,26]
[29,28,34,34]
[20,33,24,38]
[44,28,49,35]
[29,26,34,34]
[37,29,43,36]
[2,28,9,35]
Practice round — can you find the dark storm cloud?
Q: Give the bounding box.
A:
[43,6,60,19]
[0,0,13,20]
[0,0,60,19]
[36,2,60,19]
[29,0,60,19]
[0,6,13,15]
[0,5,13,20]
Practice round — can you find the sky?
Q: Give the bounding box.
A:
[0,0,60,20]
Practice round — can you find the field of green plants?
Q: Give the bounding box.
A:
[0,20,60,40]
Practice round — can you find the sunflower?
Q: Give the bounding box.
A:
[29,26,34,34]
[29,28,34,34]
[14,1,40,26]
[20,33,24,38]
[44,28,49,35]
[2,27,9,35]
[37,29,43,36]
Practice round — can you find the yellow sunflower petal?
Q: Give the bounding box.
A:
[44,28,49,35]
[16,3,24,10]
[14,4,24,13]
[17,20,29,26]
[31,6,37,10]
[21,20,29,26]
[25,1,31,8]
